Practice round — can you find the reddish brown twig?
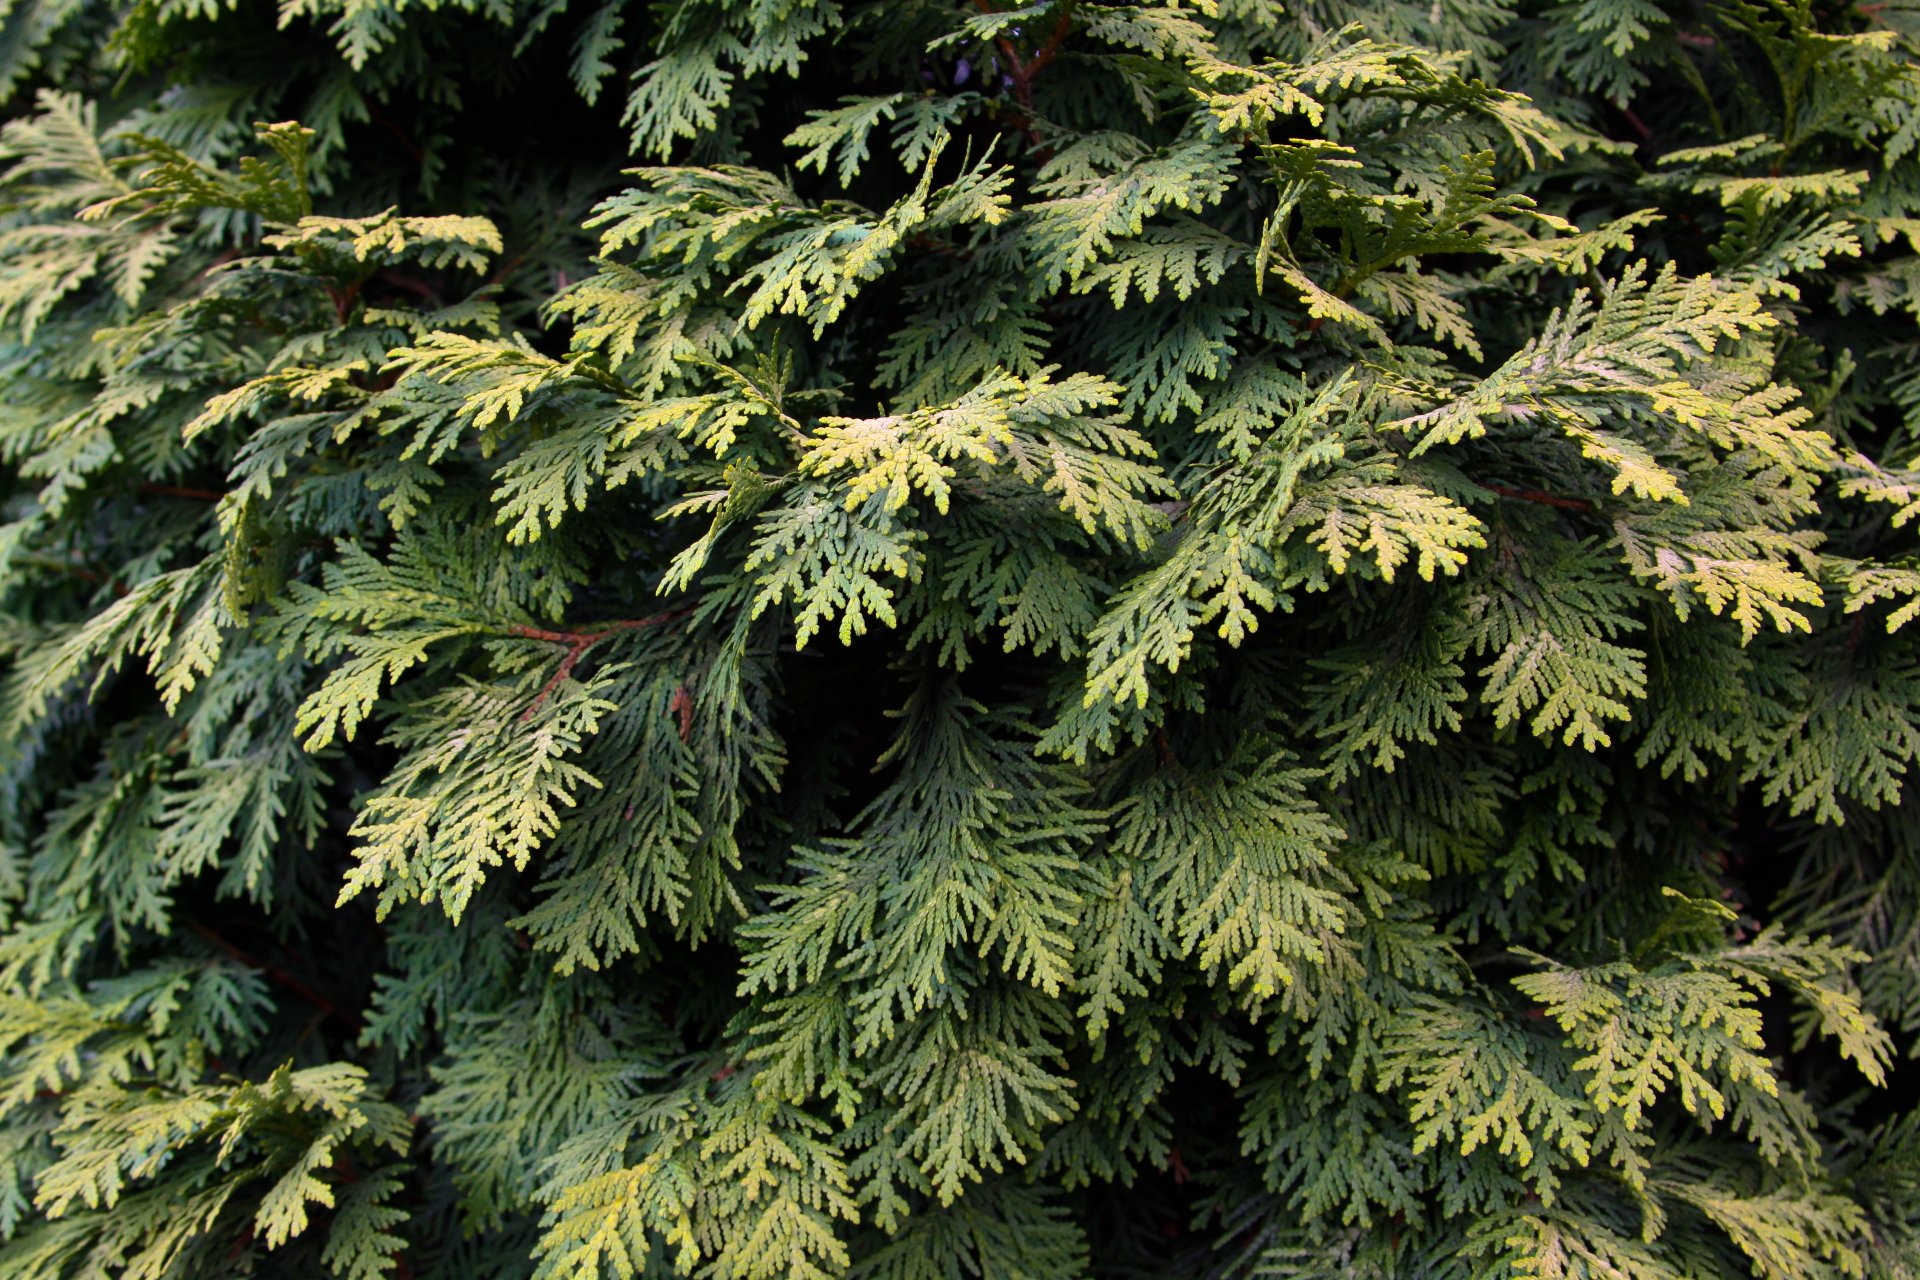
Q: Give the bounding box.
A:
[1155,726,1178,769]
[198,247,245,280]
[1485,483,1596,513]
[973,1,1074,154]
[512,607,695,719]
[223,1223,258,1264]
[325,278,362,327]
[186,920,363,1037]
[669,684,694,742]
[908,232,973,261]
[21,555,122,594]
[371,269,443,307]
[1023,5,1075,79]
[482,253,528,292]
[366,102,426,167]
[1167,1145,1190,1184]
[139,483,225,502]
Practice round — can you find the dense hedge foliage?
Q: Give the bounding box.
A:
[2,0,1919,1275]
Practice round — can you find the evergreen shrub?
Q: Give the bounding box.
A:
[1,0,1918,1274]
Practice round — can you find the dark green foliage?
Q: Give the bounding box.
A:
[1,0,1918,1275]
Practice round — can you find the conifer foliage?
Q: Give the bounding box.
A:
[2,0,1920,1274]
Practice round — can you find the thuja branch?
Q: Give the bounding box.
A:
[512,606,695,717]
